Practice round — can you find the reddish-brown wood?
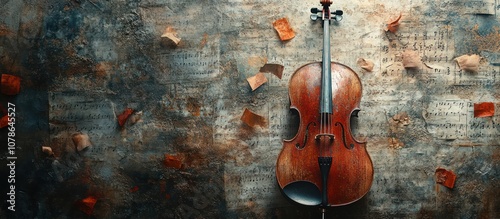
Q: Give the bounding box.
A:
[276,62,374,206]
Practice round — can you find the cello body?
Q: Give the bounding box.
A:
[275,61,373,206]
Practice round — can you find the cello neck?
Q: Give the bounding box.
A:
[320,3,333,114]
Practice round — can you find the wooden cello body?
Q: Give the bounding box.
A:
[275,0,373,210]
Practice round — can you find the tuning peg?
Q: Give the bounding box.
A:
[331,10,343,16]
[332,10,343,21]
[310,14,319,21]
[311,8,321,13]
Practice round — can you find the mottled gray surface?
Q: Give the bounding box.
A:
[0,0,499,218]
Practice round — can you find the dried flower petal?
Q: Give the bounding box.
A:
[72,133,92,152]
[240,108,267,128]
[246,72,268,91]
[273,18,295,41]
[164,154,183,169]
[474,102,495,118]
[357,58,374,72]
[42,146,54,156]
[386,13,402,33]
[0,115,7,128]
[455,54,481,73]
[161,27,181,46]
[77,196,97,215]
[259,64,284,79]
[402,50,422,68]
[435,168,456,189]
[117,108,134,127]
[1,74,21,95]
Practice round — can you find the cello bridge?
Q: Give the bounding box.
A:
[315,133,334,142]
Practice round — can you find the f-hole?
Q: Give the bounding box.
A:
[350,109,363,141]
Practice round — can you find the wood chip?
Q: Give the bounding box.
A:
[240,108,267,128]
[72,133,92,152]
[435,168,456,189]
[474,102,495,118]
[259,63,284,79]
[455,54,481,73]
[1,74,21,95]
[273,18,295,41]
[357,58,374,72]
[246,72,268,91]
[385,13,402,33]
[402,50,422,68]
[161,27,181,46]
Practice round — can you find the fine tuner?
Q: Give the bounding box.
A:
[310,8,343,21]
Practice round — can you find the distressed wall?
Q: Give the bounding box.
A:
[0,0,499,218]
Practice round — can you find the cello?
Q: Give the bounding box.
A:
[275,0,374,217]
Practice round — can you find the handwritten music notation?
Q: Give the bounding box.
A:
[224,164,288,210]
[424,100,499,141]
[462,0,496,15]
[49,92,118,156]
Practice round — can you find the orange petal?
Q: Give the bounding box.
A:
[164,154,183,169]
[386,13,402,33]
[435,168,456,189]
[117,108,134,127]
[474,102,494,118]
[240,108,267,128]
[246,72,268,91]
[77,196,97,215]
[259,64,284,79]
[455,54,481,73]
[72,133,92,151]
[402,50,422,68]
[273,18,295,41]
[0,115,8,128]
[1,74,21,95]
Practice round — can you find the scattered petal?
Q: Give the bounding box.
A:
[273,18,295,41]
[402,50,422,68]
[42,146,54,156]
[455,54,481,73]
[161,27,181,46]
[0,115,7,128]
[117,108,134,127]
[246,72,268,91]
[240,108,267,128]
[72,133,92,152]
[474,102,495,118]
[435,168,456,189]
[385,13,402,33]
[164,154,183,170]
[357,58,374,72]
[1,74,21,95]
[77,196,97,215]
[259,64,284,79]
